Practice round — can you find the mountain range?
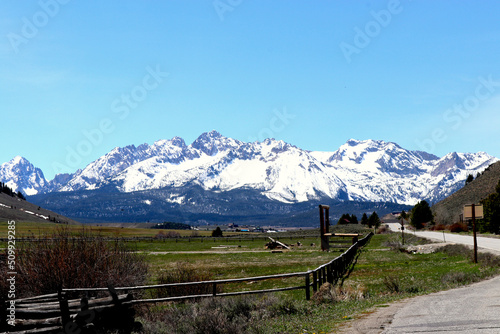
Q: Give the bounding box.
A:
[1,131,497,225]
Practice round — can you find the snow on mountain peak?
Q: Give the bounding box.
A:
[0,156,47,195]
[1,133,498,206]
[191,131,241,156]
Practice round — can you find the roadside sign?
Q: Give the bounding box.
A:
[464,204,484,219]
[464,203,483,264]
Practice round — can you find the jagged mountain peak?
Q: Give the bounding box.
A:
[343,138,403,151]
[0,156,47,195]
[191,130,242,156]
[153,136,187,148]
[1,132,498,207]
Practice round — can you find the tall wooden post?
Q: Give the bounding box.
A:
[319,205,330,251]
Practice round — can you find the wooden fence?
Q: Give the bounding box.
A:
[1,232,372,334]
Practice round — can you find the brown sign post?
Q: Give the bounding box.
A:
[464,204,484,263]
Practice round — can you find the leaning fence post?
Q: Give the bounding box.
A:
[312,270,318,293]
[108,285,121,306]
[305,272,311,300]
[58,290,70,328]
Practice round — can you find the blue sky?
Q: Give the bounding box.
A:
[2,0,500,180]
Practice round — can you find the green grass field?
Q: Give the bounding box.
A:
[2,221,499,333]
[134,231,500,333]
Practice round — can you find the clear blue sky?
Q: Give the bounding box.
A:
[2,0,500,180]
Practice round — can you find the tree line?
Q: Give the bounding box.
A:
[0,182,25,200]
[337,211,381,229]
[479,179,500,234]
[336,200,432,230]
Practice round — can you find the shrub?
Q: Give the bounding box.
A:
[441,271,480,286]
[383,275,401,293]
[449,223,468,233]
[151,262,220,299]
[476,252,500,268]
[332,224,369,234]
[15,227,148,298]
[431,224,446,231]
[312,282,367,304]
[376,225,390,234]
[155,230,181,239]
[437,244,471,257]
[137,296,268,334]
[267,296,300,316]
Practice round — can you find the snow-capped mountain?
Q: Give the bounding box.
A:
[0,156,47,196]
[311,139,496,204]
[2,131,498,207]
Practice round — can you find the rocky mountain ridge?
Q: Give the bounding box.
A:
[1,131,497,207]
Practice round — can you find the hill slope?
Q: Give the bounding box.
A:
[0,192,79,224]
[432,161,500,224]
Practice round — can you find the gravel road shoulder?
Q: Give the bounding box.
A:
[336,299,411,334]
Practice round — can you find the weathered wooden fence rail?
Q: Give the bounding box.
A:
[1,232,373,334]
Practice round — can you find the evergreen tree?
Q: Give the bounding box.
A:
[361,213,369,225]
[480,180,500,234]
[465,174,474,186]
[410,200,433,229]
[368,212,380,229]
[350,214,359,224]
[337,213,351,225]
[212,226,223,237]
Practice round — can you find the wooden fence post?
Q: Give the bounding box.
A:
[80,295,89,311]
[305,272,310,300]
[327,263,333,284]
[312,271,318,293]
[212,283,218,297]
[58,290,70,328]
[108,285,120,306]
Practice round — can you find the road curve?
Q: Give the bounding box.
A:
[338,224,500,333]
[386,223,500,255]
